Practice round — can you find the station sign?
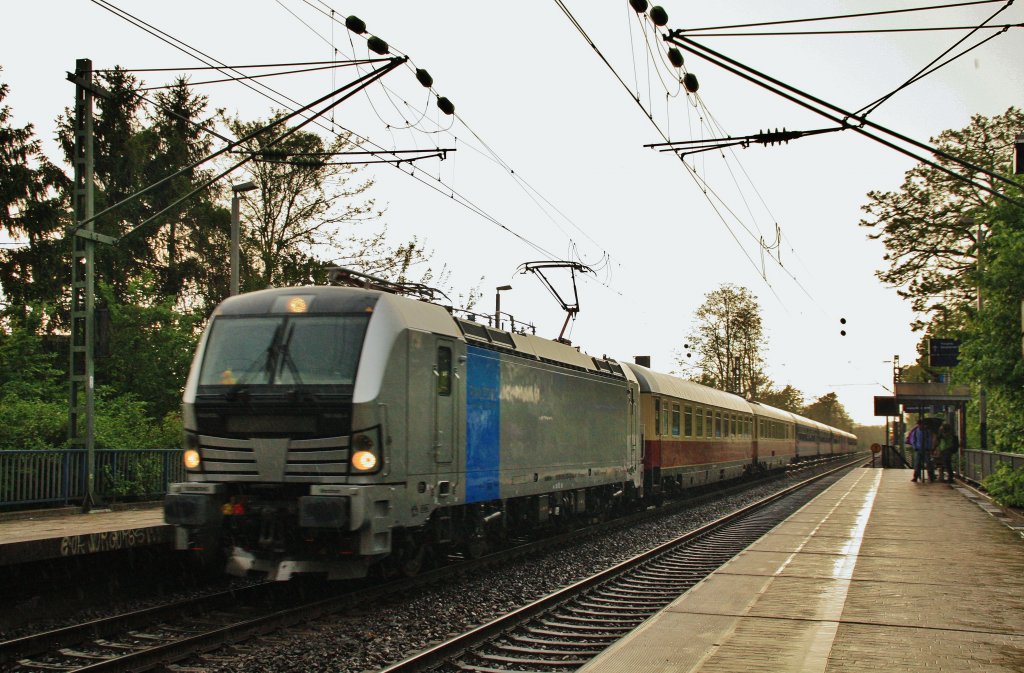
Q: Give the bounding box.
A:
[873,396,899,416]
[928,338,960,368]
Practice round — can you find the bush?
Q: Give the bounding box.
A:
[0,396,69,451]
[982,462,1024,509]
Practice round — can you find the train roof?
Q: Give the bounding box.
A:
[622,363,752,413]
[213,286,630,379]
[748,401,797,423]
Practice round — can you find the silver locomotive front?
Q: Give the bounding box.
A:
[164,287,409,580]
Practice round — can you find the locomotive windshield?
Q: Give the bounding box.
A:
[198,314,369,387]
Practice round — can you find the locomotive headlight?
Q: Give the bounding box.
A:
[350,433,379,472]
[351,450,378,471]
[183,449,201,470]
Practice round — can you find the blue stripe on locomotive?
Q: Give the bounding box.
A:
[465,346,500,503]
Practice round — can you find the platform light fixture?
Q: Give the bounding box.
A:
[495,285,513,330]
[231,181,258,296]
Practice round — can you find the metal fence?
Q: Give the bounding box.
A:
[0,449,185,509]
[961,449,1024,484]
[879,446,1023,485]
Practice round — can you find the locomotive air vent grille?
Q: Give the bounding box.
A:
[198,435,350,481]
[486,328,516,347]
[457,319,490,341]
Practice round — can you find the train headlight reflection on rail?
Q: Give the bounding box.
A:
[352,450,378,472]
[183,449,201,470]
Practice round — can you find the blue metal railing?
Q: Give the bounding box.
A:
[0,449,184,509]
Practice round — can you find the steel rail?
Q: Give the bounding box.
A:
[3,454,864,672]
[377,455,865,673]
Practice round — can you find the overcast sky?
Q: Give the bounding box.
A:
[3,1,1022,424]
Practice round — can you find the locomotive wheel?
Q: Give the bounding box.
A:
[392,535,429,578]
[466,530,488,559]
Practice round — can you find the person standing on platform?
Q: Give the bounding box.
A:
[936,423,958,484]
[906,418,935,483]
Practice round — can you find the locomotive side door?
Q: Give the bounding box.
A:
[434,338,455,467]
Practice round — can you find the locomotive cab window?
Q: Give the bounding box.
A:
[198,314,369,388]
[437,346,452,396]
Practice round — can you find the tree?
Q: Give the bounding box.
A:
[756,384,804,413]
[97,276,203,420]
[0,69,70,325]
[861,108,1024,451]
[682,284,770,398]
[801,392,854,432]
[860,108,1023,330]
[54,70,231,310]
[227,114,381,289]
[956,196,1024,450]
[143,78,230,306]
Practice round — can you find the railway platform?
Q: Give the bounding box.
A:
[0,504,172,566]
[579,467,1024,673]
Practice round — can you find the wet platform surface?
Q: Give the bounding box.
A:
[579,468,1024,673]
[0,505,171,566]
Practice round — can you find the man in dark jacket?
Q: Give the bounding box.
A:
[936,423,958,483]
[907,418,935,483]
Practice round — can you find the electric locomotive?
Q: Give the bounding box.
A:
[164,271,858,580]
[165,273,642,580]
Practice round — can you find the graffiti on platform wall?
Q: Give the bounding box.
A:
[59,528,165,556]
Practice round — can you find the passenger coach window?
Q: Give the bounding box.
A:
[695,407,704,437]
[671,404,680,436]
[654,399,661,437]
[437,347,452,396]
[684,406,693,437]
[706,410,713,438]
[730,415,737,437]
[715,412,722,438]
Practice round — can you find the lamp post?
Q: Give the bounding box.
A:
[230,181,257,296]
[495,285,512,329]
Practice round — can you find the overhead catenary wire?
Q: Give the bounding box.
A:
[289,0,620,280]
[680,23,1021,37]
[666,32,1024,207]
[135,59,389,91]
[91,0,566,265]
[855,0,1016,117]
[551,0,789,291]
[118,60,407,241]
[674,0,1009,33]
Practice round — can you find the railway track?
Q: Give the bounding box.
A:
[380,457,860,673]
[1,456,862,673]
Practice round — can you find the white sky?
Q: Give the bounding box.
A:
[2,1,1021,425]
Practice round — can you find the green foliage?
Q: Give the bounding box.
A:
[0,317,64,400]
[97,276,203,419]
[853,424,886,448]
[0,70,70,327]
[801,392,855,432]
[756,384,804,413]
[862,108,1024,453]
[681,284,769,398]
[981,462,1024,509]
[93,388,175,450]
[0,397,68,451]
[860,107,1023,328]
